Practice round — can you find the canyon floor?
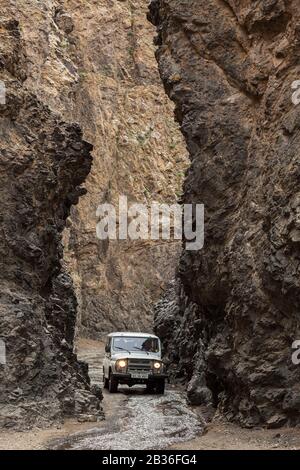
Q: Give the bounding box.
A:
[1,338,300,451]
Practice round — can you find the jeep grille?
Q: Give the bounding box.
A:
[127,358,152,372]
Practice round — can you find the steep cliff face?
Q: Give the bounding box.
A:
[0,4,102,429]
[150,0,300,427]
[0,0,186,429]
[61,0,187,336]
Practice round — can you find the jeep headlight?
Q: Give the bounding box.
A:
[153,361,163,373]
[115,359,127,372]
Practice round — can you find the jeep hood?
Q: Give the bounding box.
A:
[111,352,161,361]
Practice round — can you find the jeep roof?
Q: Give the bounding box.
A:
[107,332,159,339]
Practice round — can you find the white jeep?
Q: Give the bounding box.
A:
[103,332,167,394]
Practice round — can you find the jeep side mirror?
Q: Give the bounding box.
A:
[105,345,110,354]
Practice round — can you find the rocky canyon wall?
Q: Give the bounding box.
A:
[150,0,300,428]
[0,1,103,430]
[0,0,186,429]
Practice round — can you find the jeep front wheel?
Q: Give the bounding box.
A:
[146,382,155,394]
[108,374,118,393]
[103,369,109,389]
[156,380,165,394]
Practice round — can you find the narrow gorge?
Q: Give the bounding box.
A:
[1,0,300,442]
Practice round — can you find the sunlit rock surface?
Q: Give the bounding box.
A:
[61,0,188,336]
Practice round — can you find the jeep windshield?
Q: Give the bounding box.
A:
[112,336,159,354]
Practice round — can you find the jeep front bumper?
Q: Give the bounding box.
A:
[112,373,168,381]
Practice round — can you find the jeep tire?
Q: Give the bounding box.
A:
[156,380,165,394]
[147,380,165,394]
[108,374,118,393]
[146,382,155,394]
[103,369,109,389]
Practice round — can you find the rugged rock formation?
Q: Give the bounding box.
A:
[0,6,102,429]
[150,0,300,427]
[61,0,187,336]
[0,0,186,429]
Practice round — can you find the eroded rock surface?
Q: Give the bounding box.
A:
[150,0,300,427]
[0,7,102,429]
[61,0,188,336]
[0,0,186,429]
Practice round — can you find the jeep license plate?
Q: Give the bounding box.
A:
[131,373,148,379]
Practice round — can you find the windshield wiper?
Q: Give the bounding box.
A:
[114,346,131,354]
[133,347,149,355]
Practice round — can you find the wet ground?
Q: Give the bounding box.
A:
[2,339,300,450]
[50,388,203,450]
[49,340,204,450]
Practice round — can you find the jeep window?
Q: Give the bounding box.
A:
[105,337,112,353]
[112,337,159,353]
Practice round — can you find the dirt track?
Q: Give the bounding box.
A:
[1,338,300,450]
